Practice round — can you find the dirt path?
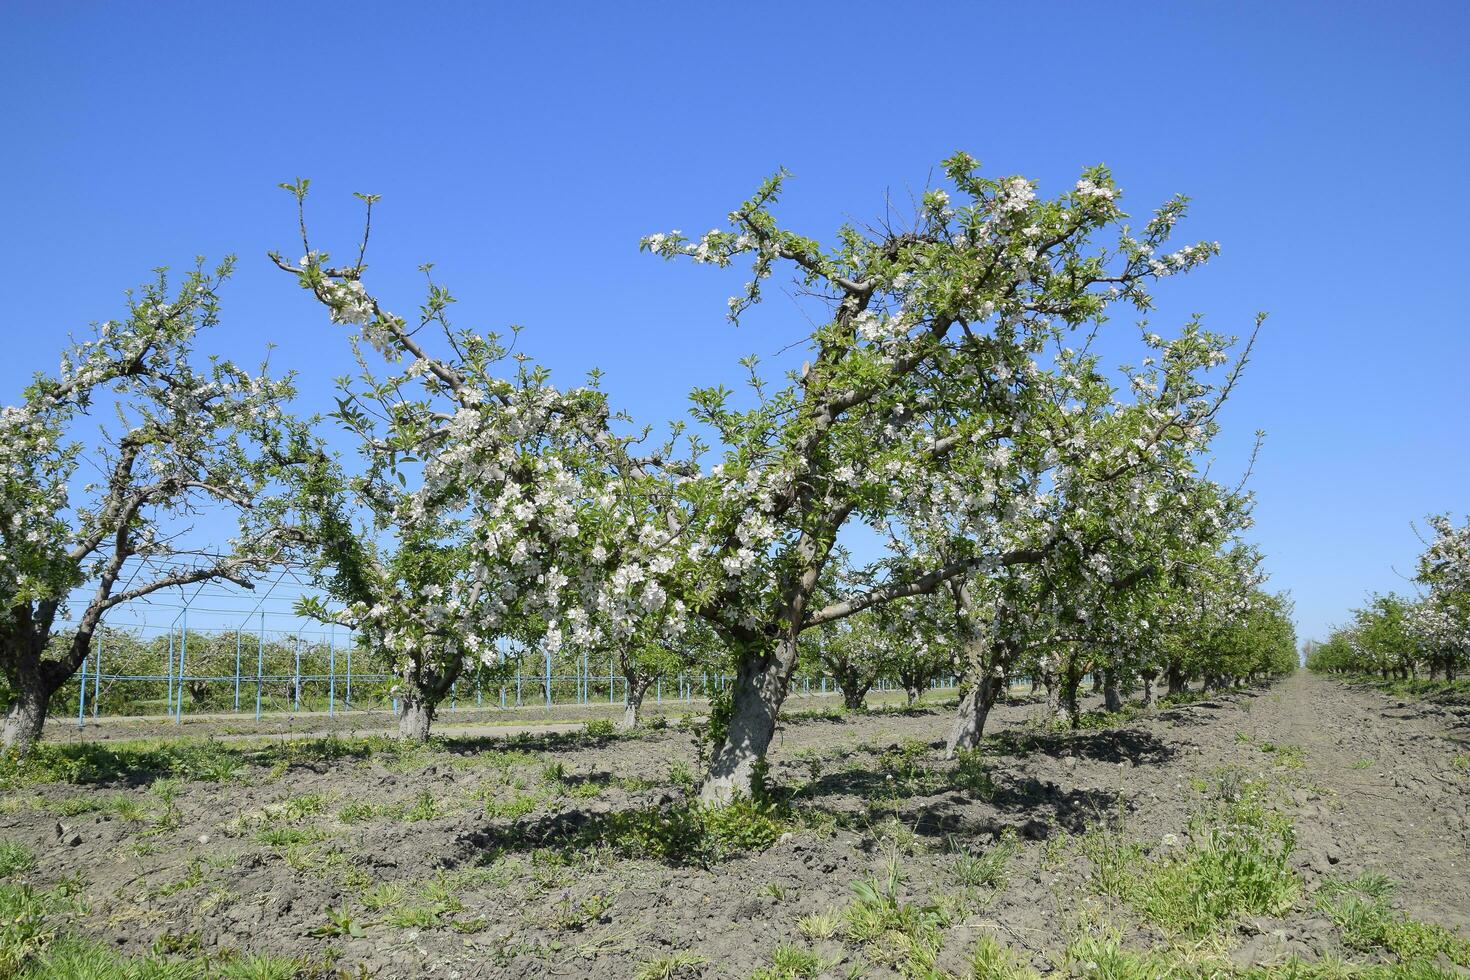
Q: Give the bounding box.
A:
[1244,672,1470,931]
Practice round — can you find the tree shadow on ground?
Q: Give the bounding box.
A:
[904,774,1122,840]
[983,726,1175,767]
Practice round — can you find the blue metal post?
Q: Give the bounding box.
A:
[175,609,187,725]
[77,649,87,728]
[544,647,552,708]
[93,638,101,718]
[234,629,242,712]
[255,613,265,720]
[293,636,301,712]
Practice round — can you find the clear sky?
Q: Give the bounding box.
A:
[2,1,1466,645]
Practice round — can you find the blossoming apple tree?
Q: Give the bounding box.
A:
[273,184,700,739]
[642,152,1229,801]
[1,261,309,754]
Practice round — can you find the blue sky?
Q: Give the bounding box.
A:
[2,1,1466,645]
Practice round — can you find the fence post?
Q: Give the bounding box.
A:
[255,612,265,721]
[77,649,87,728]
[543,646,552,708]
[175,607,188,725]
[328,629,336,718]
[293,636,301,712]
[93,637,102,719]
[234,629,242,713]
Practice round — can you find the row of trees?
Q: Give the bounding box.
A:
[4,156,1293,801]
[1307,516,1470,680]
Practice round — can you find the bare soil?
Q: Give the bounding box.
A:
[3,672,1468,978]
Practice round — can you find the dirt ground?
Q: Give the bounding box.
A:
[3,672,1468,978]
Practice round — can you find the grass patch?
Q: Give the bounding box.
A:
[1084,778,1297,937]
[0,841,36,878]
[515,795,789,867]
[948,830,1019,889]
[633,951,707,980]
[749,943,826,979]
[1317,873,1470,968]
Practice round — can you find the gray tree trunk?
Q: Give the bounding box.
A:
[1103,668,1122,712]
[2,680,49,756]
[1140,673,1156,707]
[700,647,791,804]
[620,674,651,730]
[397,696,434,740]
[945,677,997,758]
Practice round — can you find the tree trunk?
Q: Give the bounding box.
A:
[1166,662,1185,696]
[904,685,920,707]
[700,648,790,804]
[1090,671,1103,693]
[1061,670,1082,729]
[1043,673,1061,719]
[1103,668,1122,713]
[397,696,435,740]
[620,674,651,730]
[839,683,869,711]
[3,629,91,757]
[2,678,51,757]
[1140,672,1156,707]
[945,677,997,758]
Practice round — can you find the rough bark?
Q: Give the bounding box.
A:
[1061,668,1082,729]
[1139,670,1157,707]
[700,645,792,804]
[392,653,462,741]
[2,679,50,757]
[397,696,435,740]
[838,681,870,711]
[945,676,998,758]
[1103,667,1122,713]
[620,674,652,730]
[1166,662,1186,696]
[2,626,93,756]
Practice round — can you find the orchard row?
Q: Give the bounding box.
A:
[3,155,1298,800]
[1307,516,1470,682]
